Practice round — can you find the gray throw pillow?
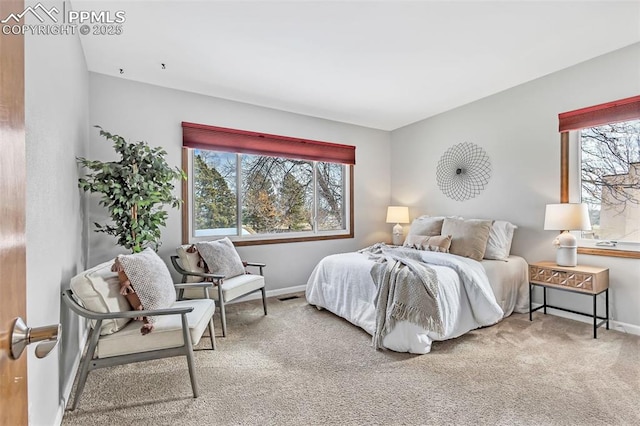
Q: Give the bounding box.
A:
[441,218,493,261]
[196,237,246,278]
[117,247,176,324]
[405,216,445,242]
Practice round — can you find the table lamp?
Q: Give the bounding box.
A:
[544,203,591,267]
[386,206,410,245]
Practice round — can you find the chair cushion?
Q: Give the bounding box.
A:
[182,274,265,302]
[117,248,177,326]
[196,238,246,279]
[70,260,131,336]
[96,299,215,358]
[176,244,205,283]
[221,274,265,302]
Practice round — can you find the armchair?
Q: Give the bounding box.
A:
[172,244,267,337]
[62,260,216,410]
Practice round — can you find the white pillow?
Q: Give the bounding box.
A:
[196,237,246,279]
[117,248,177,324]
[70,260,131,335]
[176,244,205,283]
[484,220,517,260]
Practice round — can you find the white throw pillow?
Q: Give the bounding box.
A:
[484,220,517,260]
[117,248,177,324]
[196,237,246,279]
[176,244,205,283]
[69,260,131,335]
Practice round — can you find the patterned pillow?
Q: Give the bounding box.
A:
[196,237,246,279]
[117,248,176,333]
[404,234,452,252]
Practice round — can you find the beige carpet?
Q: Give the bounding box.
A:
[62,293,640,426]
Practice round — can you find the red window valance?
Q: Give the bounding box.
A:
[558,95,640,132]
[182,122,356,165]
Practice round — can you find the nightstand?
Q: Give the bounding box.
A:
[529,261,609,338]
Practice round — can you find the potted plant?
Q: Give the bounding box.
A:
[77,126,185,253]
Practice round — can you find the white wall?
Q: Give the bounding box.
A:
[24,2,89,424]
[87,73,391,290]
[390,43,640,329]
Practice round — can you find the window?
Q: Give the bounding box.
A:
[559,95,640,258]
[182,122,354,245]
[579,120,640,244]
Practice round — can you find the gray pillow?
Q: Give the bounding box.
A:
[117,248,176,324]
[441,218,493,261]
[196,237,246,278]
[405,216,445,240]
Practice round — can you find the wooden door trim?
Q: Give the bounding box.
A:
[0,1,28,424]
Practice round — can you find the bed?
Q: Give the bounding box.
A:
[305,216,530,354]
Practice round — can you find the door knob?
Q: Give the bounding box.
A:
[10,317,61,360]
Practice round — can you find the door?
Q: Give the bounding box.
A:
[0,0,27,424]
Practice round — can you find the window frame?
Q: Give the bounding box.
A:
[559,95,640,259]
[181,148,354,247]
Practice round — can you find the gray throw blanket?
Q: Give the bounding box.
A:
[362,244,444,350]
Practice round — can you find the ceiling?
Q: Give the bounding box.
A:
[73,1,640,131]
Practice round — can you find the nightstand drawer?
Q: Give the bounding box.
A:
[529,266,594,290]
[528,262,609,294]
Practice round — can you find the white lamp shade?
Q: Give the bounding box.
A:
[544,203,592,231]
[386,206,410,224]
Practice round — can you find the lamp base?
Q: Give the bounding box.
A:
[556,246,577,267]
[392,223,404,246]
[554,231,578,267]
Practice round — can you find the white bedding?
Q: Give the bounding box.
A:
[305,247,529,354]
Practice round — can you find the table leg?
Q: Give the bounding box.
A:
[529,283,533,321]
[543,287,547,315]
[606,289,610,330]
[593,294,597,339]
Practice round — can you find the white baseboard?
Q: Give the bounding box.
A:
[531,302,640,336]
[227,284,307,304]
[54,404,65,426]
[55,325,89,426]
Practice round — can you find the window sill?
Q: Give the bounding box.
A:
[184,231,354,247]
[578,247,640,259]
[232,232,354,246]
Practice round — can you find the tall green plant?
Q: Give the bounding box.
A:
[77,126,185,253]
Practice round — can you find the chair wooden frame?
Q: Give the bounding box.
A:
[170,256,268,337]
[61,282,215,411]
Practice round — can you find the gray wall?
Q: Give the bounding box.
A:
[24,2,90,424]
[390,43,640,330]
[87,73,392,290]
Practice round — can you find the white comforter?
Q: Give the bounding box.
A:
[305,247,525,354]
